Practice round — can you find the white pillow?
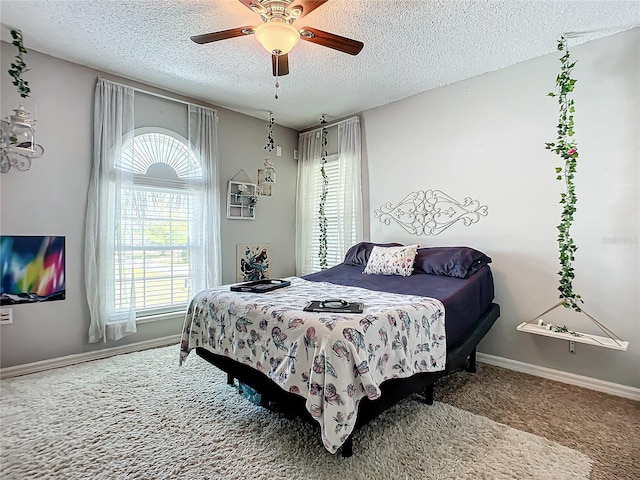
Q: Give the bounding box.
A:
[363,244,418,276]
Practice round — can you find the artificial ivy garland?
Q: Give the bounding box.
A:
[545,37,582,312]
[8,29,31,98]
[551,324,582,337]
[318,116,329,270]
[264,112,275,157]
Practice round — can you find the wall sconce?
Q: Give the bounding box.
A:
[0,105,44,173]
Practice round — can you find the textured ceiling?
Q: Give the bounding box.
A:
[1,1,638,130]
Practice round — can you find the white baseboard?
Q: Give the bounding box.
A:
[477,352,640,401]
[0,335,181,379]
[3,339,637,401]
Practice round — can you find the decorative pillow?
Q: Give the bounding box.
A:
[363,244,418,276]
[343,242,404,266]
[412,246,492,279]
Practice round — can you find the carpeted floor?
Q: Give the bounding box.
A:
[0,345,635,479]
[435,363,640,480]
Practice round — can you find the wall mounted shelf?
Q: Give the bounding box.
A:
[517,301,629,352]
[516,322,629,351]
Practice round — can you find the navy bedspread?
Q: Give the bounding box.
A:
[302,263,495,348]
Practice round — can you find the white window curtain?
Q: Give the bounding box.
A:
[295,117,363,275]
[85,81,221,344]
[85,79,136,343]
[334,118,364,255]
[295,127,323,275]
[188,104,222,290]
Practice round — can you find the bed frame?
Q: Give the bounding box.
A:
[195,302,500,457]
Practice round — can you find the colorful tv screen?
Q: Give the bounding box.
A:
[0,235,66,305]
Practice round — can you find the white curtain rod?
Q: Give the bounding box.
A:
[97,77,217,113]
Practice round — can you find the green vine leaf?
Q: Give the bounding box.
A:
[7,29,31,98]
[318,119,329,270]
[547,36,583,312]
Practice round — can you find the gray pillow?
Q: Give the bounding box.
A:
[412,247,492,278]
[343,242,404,266]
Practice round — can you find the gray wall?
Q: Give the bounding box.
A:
[0,43,298,367]
[2,30,638,390]
[362,29,639,388]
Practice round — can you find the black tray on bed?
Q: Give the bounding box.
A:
[303,300,364,313]
[230,279,291,293]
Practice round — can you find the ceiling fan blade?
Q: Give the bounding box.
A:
[289,0,329,21]
[299,27,363,55]
[272,53,289,76]
[190,26,254,45]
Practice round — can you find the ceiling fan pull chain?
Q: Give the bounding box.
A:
[274,51,280,99]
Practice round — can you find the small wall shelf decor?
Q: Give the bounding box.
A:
[1,30,44,174]
[374,189,488,236]
[516,321,628,351]
[518,301,628,352]
[227,180,257,220]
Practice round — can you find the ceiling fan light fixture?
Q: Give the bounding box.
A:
[255,20,300,54]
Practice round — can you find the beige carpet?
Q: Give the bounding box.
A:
[1,345,595,480]
[436,363,640,480]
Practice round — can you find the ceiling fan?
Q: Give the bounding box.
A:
[191,0,364,77]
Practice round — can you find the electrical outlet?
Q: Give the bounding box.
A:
[276,145,282,157]
[0,308,13,325]
[569,340,576,354]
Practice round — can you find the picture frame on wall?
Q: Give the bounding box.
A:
[227,181,257,219]
[236,244,271,282]
[0,235,66,305]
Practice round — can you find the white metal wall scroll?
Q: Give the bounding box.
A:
[374,189,488,236]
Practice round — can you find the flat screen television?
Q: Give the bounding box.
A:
[0,235,66,305]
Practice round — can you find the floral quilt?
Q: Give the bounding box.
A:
[179,277,446,453]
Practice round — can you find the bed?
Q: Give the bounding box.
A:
[179,242,500,456]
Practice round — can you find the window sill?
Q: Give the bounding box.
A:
[137,310,186,325]
[102,310,185,343]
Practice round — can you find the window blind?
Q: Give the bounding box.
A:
[115,184,201,315]
[307,159,352,272]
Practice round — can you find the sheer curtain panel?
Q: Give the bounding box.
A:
[188,104,222,290]
[85,79,136,343]
[335,117,364,255]
[295,129,323,275]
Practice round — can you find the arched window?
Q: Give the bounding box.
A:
[118,128,202,180]
[114,128,203,315]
